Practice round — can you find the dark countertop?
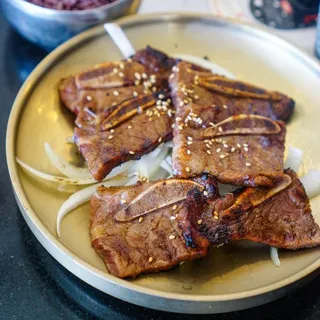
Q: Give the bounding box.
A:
[0,13,320,320]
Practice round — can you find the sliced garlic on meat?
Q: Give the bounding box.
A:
[114,179,203,222]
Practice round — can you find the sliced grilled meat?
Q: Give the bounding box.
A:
[59,46,176,115]
[59,47,177,181]
[169,61,295,123]
[90,178,215,278]
[189,169,320,249]
[172,114,286,186]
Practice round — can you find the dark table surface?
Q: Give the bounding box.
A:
[1,12,320,320]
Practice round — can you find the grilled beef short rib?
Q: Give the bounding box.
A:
[169,61,295,124]
[90,178,215,278]
[59,47,177,181]
[188,169,320,249]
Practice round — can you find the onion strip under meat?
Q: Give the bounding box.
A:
[300,169,320,199]
[270,247,281,267]
[56,175,134,237]
[284,146,303,172]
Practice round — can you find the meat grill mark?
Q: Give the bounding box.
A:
[189,169,320,249]
[90,178,214,278]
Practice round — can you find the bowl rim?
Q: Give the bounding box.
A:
[6,0,131,16]
[6,12,320,306]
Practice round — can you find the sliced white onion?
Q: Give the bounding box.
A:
[44,143,90,179]
[284,146,303,172]
[104,23,135,59]
[270,247,281,267]
[132,146,169,181]
[173,54,236,79]
[300,169,320,199]
[160,159,172,174]
[17,157,132,186]
[65,136,75,144]
[56,176,131,237]
[164,141,173,148]
[148,144,163,158]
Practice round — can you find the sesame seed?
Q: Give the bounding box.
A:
[119,72,124,78]
[129,151,135,155]
[246,162,251,167]
[121,199,127,204]
[220,154,226,159]
[183,99,189,104]
[206,144,211,149]
[108,135,113,140]
[194,95,199,99]
[172,204,177,210]
[203,191,208,196]
[213,211,218,216]
[194,75,199,80]
[223,144,228,148]
[178,125,183,130]
[209,122,215,126]
[207,150,212,155]
[187,136,193,141]
[134,72,141,80]
[139,217,143,223]
[243,143,248,147]
[197,219,203,225]
[179,101,184,107]
[218,127,223,132]
[127,58,132,62]
[150,78,156,84]
[237,143,241,148]
[187,149,191,155]
[148,257,153,263]
[142,73,148,79]
[214,216,219,220]
[133,91,138,97]
[216,148,221,153]
[150,74,156,79]
[113,68,118,73]
[158,137,163,143]
[244,147,249,152]
[231,147,236,152]
[137,106,142,114]
[176,117,182,121]
[172,66,179,72]
[134,80,140,86]
[170,216,176,220]
[86,95,92,101]
[113,91,119,96]
[187,141,193,145]
[152,86,157,92]
[119,63,124,69]
[186,167,190,173]
[158,94,165,99]
[169,235,176,240]
[223,104,228,109]
[169,73,175,79]
[127,125,132,129]
[194,81,199,85]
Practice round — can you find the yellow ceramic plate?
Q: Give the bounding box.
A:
[6,13,320,314]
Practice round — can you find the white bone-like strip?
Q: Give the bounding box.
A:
[173,54,236,79]
[284,147,303,172]
[115,179,203,222]
[104,23,136,59]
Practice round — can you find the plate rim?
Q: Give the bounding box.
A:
[6,12,320,306]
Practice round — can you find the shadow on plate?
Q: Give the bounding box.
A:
[17,209,320,319]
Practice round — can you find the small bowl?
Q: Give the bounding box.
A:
[1,0,135,51]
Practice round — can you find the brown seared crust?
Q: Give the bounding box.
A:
[190,170,320,249]
[90,179,211,278]
[172,116,286,187]
[169,61,295,123]
[59,46,176,115]
[61,47,177,181]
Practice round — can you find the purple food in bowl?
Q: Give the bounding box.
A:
[26,0,118,10]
